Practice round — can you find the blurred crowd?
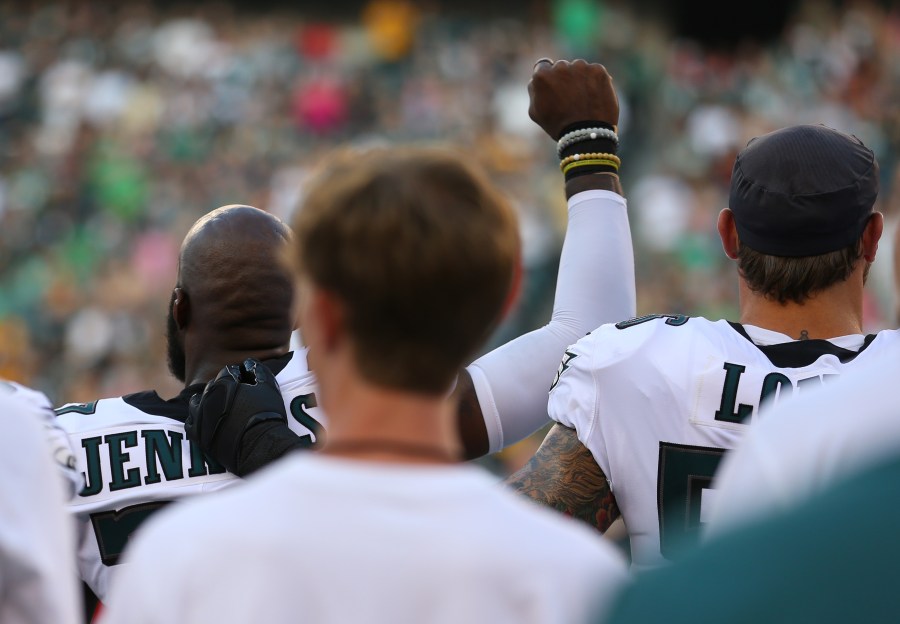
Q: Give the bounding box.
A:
[2,0,899,426]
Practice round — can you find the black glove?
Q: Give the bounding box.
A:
[186,358,288,475]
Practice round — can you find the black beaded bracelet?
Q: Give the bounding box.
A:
[557,120,619,181]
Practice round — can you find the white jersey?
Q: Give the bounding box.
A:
[707,348,900,537]
[2,380,81,496]
[56,349,325,600]
[548,314,900,569]
[0,383,81,624]
[101,454,628,624]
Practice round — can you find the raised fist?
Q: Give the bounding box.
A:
[528,59,619,140]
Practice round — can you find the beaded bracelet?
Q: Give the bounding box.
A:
[559,137,617,163]
[558,126,619,146]
[559,152,621,171]
[562,158,620,176]
[557,120,617,140]
[557,128,619,157]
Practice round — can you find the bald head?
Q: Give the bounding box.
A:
[180,204,289,280]
[168,205,294,382]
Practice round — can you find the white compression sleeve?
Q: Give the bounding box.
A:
[466,190,635,453]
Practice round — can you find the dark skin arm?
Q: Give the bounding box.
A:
[454,371,490,459]
[565,171,622,198]
[505,424,620,533]
[457,58,623,458]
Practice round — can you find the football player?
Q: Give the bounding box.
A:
[704,217,900,536]
[55,205,319,602]
[508,61,897,570]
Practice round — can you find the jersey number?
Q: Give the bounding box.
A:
[90,501,171,566]
[657,442,726,559]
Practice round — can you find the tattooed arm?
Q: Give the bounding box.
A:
[506,423,620,533]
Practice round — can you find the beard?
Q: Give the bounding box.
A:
[166,297,186,383]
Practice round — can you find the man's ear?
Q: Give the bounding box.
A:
[862,212,884,263]
[312,289,345,353]
[173,288,190,330]
[298,277,345,356]
[718,208,740,260]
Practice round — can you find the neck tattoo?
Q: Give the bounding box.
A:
[799,330,809,341]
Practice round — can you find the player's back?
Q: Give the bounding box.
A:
[550,314,900,568]
[56,349,325,599]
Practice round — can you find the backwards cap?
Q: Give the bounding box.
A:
[728,124,878,257]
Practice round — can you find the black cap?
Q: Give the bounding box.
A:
[728,125,878,257]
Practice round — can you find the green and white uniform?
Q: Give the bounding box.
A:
[549,315,899,568]
[56,349,325,600]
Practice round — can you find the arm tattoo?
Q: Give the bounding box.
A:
[453,370,490,460]
[506,424,620,533]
